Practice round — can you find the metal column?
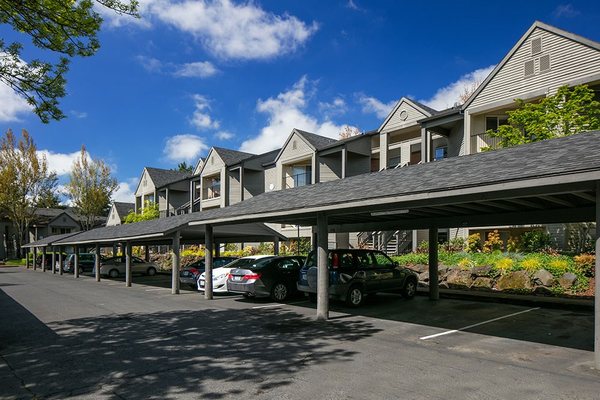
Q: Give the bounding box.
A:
[74,245,79,278]
[428,227,439,301]
[33,247,37,271]
[273,237,280,255]
[58,248,63,275]
[41,247,47,272]
[51,247,56,274]
[205,224,214,300]
[95,244,101,282]
[316,213,329,321]
[172,232,180,295]
[125,242,132,287]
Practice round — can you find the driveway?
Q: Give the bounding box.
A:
[1,266,598,399]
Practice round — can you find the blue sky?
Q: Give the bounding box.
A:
[1,0,599,202]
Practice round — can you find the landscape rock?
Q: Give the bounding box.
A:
[446,269,473,289]
[410,264,429,273]
[439,282,449,289]
[470,277,493,291]
[496,271,532,292]
[558,272,578,289]
[534,286,554,296]
[471,265,493,277]
[532,269,554,287]
[418,271,429,283]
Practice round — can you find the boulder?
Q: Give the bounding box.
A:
[410,264,429,274]
[470,277,493,291]
[439,282,449,289]
[471,265,493,277]
[446,269,473,289]
[496,271,532,292]
[418,271,429,283]
[532,269,554,287]
[558,272,578,289]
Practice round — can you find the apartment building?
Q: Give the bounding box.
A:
[106,202,135,226]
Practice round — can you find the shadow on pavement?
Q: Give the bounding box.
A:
[0,289,381,399]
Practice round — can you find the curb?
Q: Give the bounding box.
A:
[417,287,594,310]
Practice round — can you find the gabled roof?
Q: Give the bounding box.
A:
[145,167,192,189]
[227,149,279,169]
[462,20,600,110]
[378,97,438,132]
[113,202,134,218]
[212,147,255,166]
[294,129,338,151]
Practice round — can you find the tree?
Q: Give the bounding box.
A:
[176,162,193,173]
[66,145,118,230]
[0,0,139,123]
[338,125,361,139]
[487,85,600,148]
[35,173,61,208]
[123,200,159,223]
[0,129,56,257]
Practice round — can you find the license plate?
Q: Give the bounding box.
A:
[233,276,242,281]
[181,271,190,277]
[199,280,205,287]
[301,273,307,280]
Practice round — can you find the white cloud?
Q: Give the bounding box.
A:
[215,131,234,140]
[420,65,495,110]
[174,61,218,78]
[554,4,580,18]
[190,94,220,130]
[70,110,88,119]
[0,82,31,122]
[319,97,347,117]
[163,134,209,162]
[37,150,85,176]
[112,178,138,203]
[136,55,164,73]
[357,94,396,119]
[240,77,355,153]
[346,0,362,11]
[105,0,318,60]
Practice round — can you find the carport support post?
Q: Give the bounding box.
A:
[171,232,180,295]
[42,247,47,272]
[125,242,132,287]
[205,224,214,300]
[316,213,329,321]
[26,248,30,269]
[94,244,101,282]
[58,247,63,276]
[33,247,37,270]
[51,247,56,274]
[273,237,279,255]
[428,227,439,301]
[74,245,79,278]
[595,181,600,369]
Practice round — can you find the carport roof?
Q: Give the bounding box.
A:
[182,131,600,229]
[23,232,82,248]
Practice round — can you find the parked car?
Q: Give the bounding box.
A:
[63,253,98,274]
[35,252,68,269]
[98,256,159,278]
[226,256,306,301]
[179,257,238,289]
[297,249,418,307]
[197,255,276,293]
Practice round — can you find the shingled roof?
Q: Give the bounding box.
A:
[145,167,192,189]
[295,129,339,150]
[113,202,134,218]
[212,147,255,166]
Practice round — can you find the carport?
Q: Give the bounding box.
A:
[22,232,81,275]
[175,131,600,367]
[25,215,286,295]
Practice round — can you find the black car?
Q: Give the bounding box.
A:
[226,256,306,301]
[297,249,418,307]
[63,253,98,274]
[179,257,238,289]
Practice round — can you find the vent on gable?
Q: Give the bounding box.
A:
[524,60,535,77]
[211,157,214,165]
[292,140,297,150]
[539,54,551,72]
[531,37,542,55]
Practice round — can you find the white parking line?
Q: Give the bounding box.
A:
[252,301,308,309]
[419,307,540,340]
[144,288,167,291]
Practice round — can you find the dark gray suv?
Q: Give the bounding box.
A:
[297,249,418,307]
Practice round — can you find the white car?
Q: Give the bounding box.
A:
[98,256,159,278]
[197,255,274,293]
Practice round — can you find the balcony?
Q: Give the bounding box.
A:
[471,132,501,153]
[285,171,311,189]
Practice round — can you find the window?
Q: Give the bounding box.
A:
[373,252,394,267]
[524,60,535,77]
[540,54,551,72]
[434,146,448,161]
[204,177,221,199]
[485,116,509,132]
[387,148,401,167]
[291,165,311,187]
[531,37,542,55]
[278,259,300,270]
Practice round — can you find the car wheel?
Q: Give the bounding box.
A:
[401,278,417,299]
[109,269,119,278]
[146,267,157,276]
[271,283,288,302]
[346,285,365,307]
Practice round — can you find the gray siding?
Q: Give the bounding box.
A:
[469,27,600,110]
[319,154,342,182]
[228,169,242,205]
[345,153,370,177]
[264,167,277,192]
[381,100,428,134]
[243,170,264,200]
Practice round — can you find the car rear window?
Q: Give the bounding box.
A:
[227,257,274,269]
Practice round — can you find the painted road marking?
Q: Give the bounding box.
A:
[252,301,309,309]
[144,288,168,291]
[420,307,540,340]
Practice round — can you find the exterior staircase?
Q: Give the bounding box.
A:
[357,230,412,256]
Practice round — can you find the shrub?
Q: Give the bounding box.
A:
[416,240,429,253]
[574,253,595,277]
[466,233,482,253]
[392,253,428,266]
[521,230,552,252]
[494,257,515,273]
[443,237,466,252]
[520,256,542,272]
[457,258,474,270]
[506,236,521,252]
[483,230,503,253]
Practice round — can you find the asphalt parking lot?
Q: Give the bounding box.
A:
[1,266,599,400]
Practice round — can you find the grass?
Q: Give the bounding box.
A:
[4,258,26,266]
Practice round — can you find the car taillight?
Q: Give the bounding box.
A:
[190,268,199,275]
[227,273,233,280]
[243,273,261,281]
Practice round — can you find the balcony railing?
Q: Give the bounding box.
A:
[471,132,501,153]
[285,172,312,189]
[202,182,221,200]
